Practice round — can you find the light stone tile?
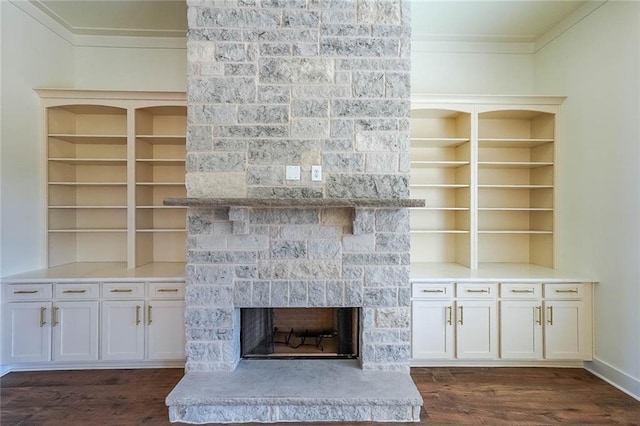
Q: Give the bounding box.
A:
[364,288,398,307]
[326,281,345,306]
[342,234,375,252]
[357,0,402,25]
[259,58,334,84]
[252,281,271,306]
[375,307,410,328]
[187,173,247,198]
[291,118,330,138]
[270,281,289,306]
[376,209,409,233]
[270,240,307,259]
[289,280,308,306]
[308,281,326,307]
[365,152,398,173]
[375,233,410,252]
[308,240,341,259]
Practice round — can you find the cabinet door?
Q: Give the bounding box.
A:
[456,300,498,359]
[544,300,588,360]
[146,300,185,361]
[101,300,145,360]
[2,302,52,363]
[500,300,543,359]
[52,301,99,361]
[411,300,454,359]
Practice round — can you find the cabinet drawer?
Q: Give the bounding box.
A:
[55,283,99,299]
[102,282,145,299]
[412,283,453,299]
[5,283,52,301]
[544,283,585,299]
[457,283,497,298]
[501,283,542,299]
[148,282,185,299]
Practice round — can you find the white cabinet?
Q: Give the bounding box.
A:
[1,277,185,368]
[412,281,593,365]
[455,283,498,359]
[101,300,146,360]
[101,282,185,362]
[500,282,543,359]
[456,300,498,359]
[411,282,498,361]
[412,299,454,359]
[147,299,185,360]
[52,300,99,361]
[3,301,52,363]
[543,283,591,360]
[2,283,99,363]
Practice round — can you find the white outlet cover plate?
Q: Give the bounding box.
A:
[311,165,322,181]
[285,165,301,180]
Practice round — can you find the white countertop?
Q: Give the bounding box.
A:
[2,261,596,284]
[410,262,597,283]
[1,262,186,283]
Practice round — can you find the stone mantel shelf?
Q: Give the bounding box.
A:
[163,198,425,208]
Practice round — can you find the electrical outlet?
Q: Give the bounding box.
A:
[285,165,301,181]
[311,165,322,181]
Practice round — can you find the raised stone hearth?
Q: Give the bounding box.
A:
[167,360,422,423]
[167,0,421,422]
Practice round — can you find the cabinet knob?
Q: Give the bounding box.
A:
[422,289,444,293]
[14,290,38,294]
[466,289,489,293]
[157,288,179,293]
[554,289,578,294]
[111,289,133,293]
[511,289,534,293]
[63,289,87,294]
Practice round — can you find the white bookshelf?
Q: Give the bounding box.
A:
[39,90,187,269]
[410,96,563,271]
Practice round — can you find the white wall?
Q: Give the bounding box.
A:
[74,45,186,92]
[0,5,187,277]
[411,44,534,95]
[534,1,640,396]
[0,2,74,276]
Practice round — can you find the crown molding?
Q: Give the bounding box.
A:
[534,1,608,53]
[411,38,534,54]
[11,0,186,50]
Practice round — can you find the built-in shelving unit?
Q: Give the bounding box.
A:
[39,90,186,269]
[134,106,187,267]
[409,107,472,267]
[410,96,563,271]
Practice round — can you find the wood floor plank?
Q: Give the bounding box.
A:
[1,367,639,425]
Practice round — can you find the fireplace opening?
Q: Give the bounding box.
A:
[241,308,360,359]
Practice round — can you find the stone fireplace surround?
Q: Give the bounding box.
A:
[166,0,422,422]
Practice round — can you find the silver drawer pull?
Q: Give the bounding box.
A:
[555,289,578,294]
[511,289,534,293]
[157,288,179,293]
[466,289,489,293]
[14,290,38,294]
[111,289,133,293]
[422,289,444,293]
[63,289,87,294]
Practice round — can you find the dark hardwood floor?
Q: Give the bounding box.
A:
[1,367,639,425]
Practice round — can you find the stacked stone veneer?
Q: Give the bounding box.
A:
[185,0,412,373]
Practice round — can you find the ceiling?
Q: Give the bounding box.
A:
[30,0,592,43]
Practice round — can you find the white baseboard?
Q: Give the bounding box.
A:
[585,358,640,402]
[0,364,11,377]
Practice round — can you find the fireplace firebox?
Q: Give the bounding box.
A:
[241,308,359,359]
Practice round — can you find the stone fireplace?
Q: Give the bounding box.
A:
[166,0,422,422]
